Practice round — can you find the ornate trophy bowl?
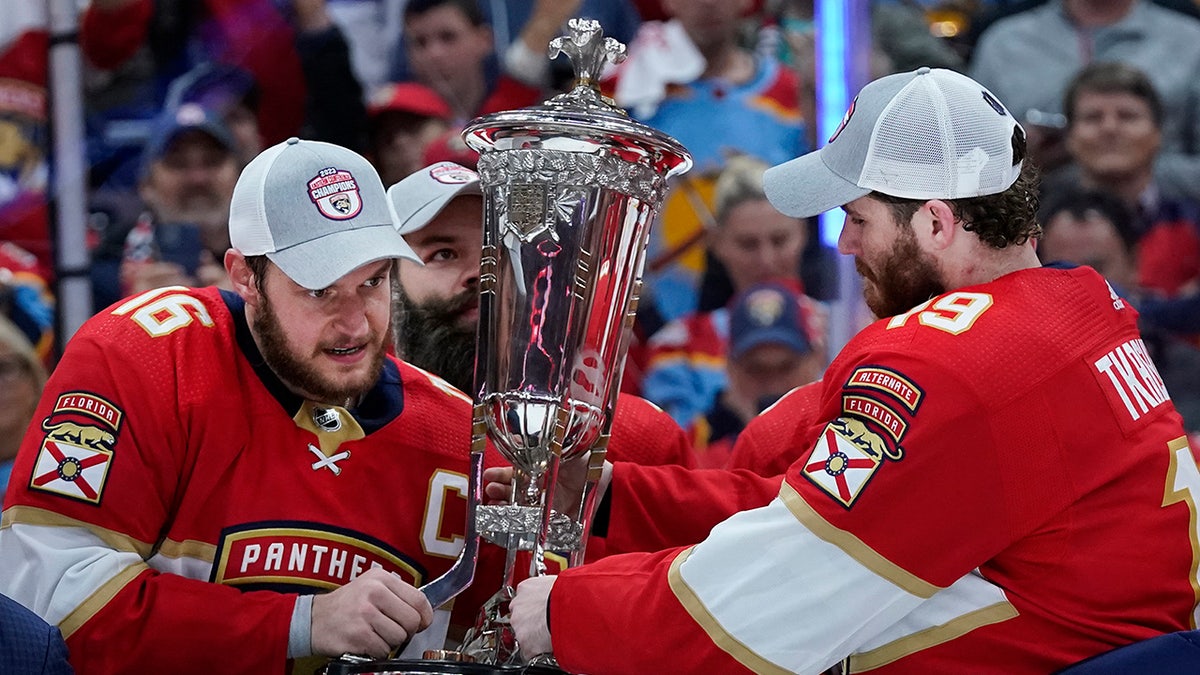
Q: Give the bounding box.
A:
[457,18,690,668]
[324,18,690,674]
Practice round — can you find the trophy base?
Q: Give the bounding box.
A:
[323,658,568,675]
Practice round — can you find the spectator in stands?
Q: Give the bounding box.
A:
[165,63,264,168]
[0,6,53,279]
[324,0,407,93]
[0,244,54,366]
[642,155,826,430]
[969,0,1200,196]
[1036,187,1139,290]
[365,81,453,185]
[0,315,45,499]
[80,0,366,191]
[400,0,542,123]
[607,0,809,322]
[693,281,823,468]
[90,103,238,310]
[1043,62,1200,299]
[502,0,644,94]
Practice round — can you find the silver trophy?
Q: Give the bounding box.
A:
[327,18,691,675]
[455,18,691,666]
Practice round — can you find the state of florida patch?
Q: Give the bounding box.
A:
[801,418,889,508]
[30,393,123,504]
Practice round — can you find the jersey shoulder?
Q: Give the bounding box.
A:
[76,286,237,357]
[610,393,694,467]
[729,381,823,476]
[844,267,1136,391]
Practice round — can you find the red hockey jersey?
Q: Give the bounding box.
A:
[548,266,1196,674]
[0,286,688,674]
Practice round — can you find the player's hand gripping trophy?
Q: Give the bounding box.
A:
[325,18,690,675]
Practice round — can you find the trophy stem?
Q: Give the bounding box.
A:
[528,453,562,579]
[459,460,562,666]
[567,446,607,568]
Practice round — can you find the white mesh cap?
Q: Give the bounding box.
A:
[229,137,419,289]
[764,67,1024,218]
[386,161,481,236]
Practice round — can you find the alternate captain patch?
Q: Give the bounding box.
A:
[846,366,923,413]
[30,392,124,504]
[801,418,894,508]
[308,167,363,220]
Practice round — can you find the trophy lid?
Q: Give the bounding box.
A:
[462,18,692,179]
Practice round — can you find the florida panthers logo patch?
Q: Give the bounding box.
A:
[801,418,892,508]
[308,167,363,220]
[30,392,124,504]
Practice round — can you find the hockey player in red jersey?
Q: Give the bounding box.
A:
[500,68,1198,673]
[0,139,487,674]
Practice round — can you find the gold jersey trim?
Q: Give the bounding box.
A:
[779,482,940,599]
[2,505,154,559]
[850,600,1019,671]
[59,562,149,638]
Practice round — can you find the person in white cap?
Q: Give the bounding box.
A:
[388,160,486,395]
[0,139,502,672]
[498,68,1195,673]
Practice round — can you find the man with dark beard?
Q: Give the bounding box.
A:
[0,139,504,674]
[499,68,1196,674]
[388,161,484,394]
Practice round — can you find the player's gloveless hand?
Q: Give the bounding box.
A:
[510,575,557,659]
[310,567,434,658]
[483,455,605,513]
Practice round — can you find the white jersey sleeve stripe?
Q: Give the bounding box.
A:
[668,548,796,675]
[779,483,940,599]
[0,520,147,633]
[669,495,927,674]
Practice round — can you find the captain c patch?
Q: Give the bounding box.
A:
[30,392,123,504]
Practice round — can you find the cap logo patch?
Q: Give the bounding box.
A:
[309,167,363,220]
[981,90,1008,116]
[430,163,478,185]
[175,102,208,125]
[828,96,857,144]
[747,288,786,326]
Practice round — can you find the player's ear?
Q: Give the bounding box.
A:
[225,250,261,305]
[922,199,958,251]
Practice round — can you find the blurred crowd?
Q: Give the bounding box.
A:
[1,0,1199,491]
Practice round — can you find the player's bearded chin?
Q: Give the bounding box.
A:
[857,224,946,318]
[254,291,385,406]
[393,285,477,394]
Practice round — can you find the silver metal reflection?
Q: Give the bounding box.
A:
[417,17,691,669]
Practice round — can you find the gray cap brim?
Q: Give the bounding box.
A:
[763,150,873,219]
[268,222,418,289]
[388,163,482,236]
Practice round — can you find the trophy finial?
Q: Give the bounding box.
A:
[548,18,626,90]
